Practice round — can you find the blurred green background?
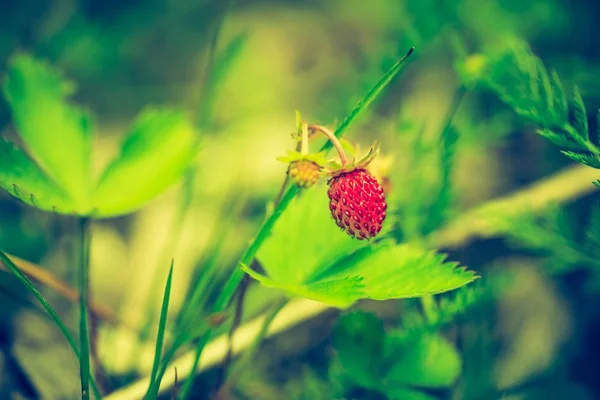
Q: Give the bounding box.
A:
[1,0,600,399]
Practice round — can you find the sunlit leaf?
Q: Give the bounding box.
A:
[92,108,199,217]
[241,265,364,308]
[0,139,74,212]
[2,54,93,208]
[256,185,371,284]
[250,184,476,306]
[330,244,477,300]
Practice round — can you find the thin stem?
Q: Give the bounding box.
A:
[78,217,92,400]
[308,124,349,167]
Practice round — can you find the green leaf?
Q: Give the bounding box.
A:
[332,311,386,388]
[572,85,588,139]
[146,261,174,399]
[241,265,364,308]
[250,183,476,306]
[2,54,93,208]
[385,333,461,388]
[92,108,199,217]
[0,138,74,212]
[330,244,477,300]
[256,185,372,284]
[561,151,600,169]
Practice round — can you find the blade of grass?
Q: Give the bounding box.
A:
[146,261,175,399]
[0,249,102,399]
[322,46,415,149]
[149,191,248,397]
[79,217,92,400]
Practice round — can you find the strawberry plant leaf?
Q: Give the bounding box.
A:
[0,138,74,212]
[256,185,373,284]
[240,264,364,308]
[384,333,461,388]
[329,244,477,300]
[92,108,199,217]
[250,183,476,306]
[2,54,93,209]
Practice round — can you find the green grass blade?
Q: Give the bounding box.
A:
[146,261,175,399]
[79,217,92,400]
[321,47,415,150]
[0,250,102,399]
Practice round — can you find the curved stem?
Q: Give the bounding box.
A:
[308,124,349,167]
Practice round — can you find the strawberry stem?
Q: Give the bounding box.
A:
[300,121,309,155]
[308,124,349,167]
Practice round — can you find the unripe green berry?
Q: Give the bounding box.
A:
[288,160,321,188]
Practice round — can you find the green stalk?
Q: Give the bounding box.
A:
[79,217,92,400]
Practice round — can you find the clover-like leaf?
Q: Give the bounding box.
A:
[250,183,477,307]
[384,333,461,388]
[92,109,199,217]
[3,54,93,209]
[0,138,74,212]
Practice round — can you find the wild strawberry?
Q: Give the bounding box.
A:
[288,159,321,188]
[327,169,387,240]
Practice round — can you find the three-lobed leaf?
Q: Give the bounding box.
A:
[92,109,199,217]
[0,138,73,212]
[2,54,93,209]
[1,54,199,218]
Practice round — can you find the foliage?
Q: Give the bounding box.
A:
[457,37,600,182]
[330,310,461,400]
[246,185,477,307]
[0,54,199,217]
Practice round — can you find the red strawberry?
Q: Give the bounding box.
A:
[327,169,387,240]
